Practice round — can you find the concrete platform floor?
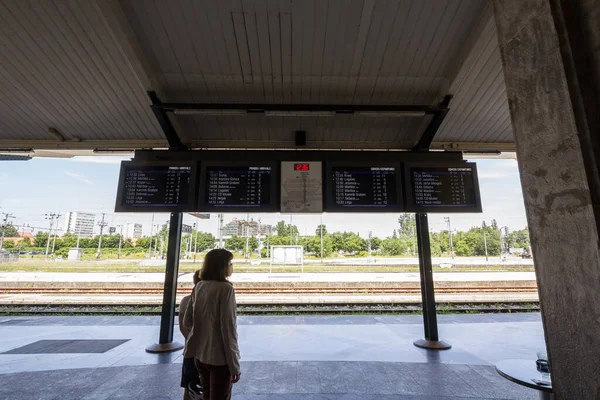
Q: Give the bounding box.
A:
[0,313,545,399]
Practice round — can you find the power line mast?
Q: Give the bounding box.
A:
[44,213,61,260]
[0,212,16,251]
[96,213,107,260]
[444,216,454,259]
[117,224,123,259]
[482,221,489,262]
[368,230,372,265]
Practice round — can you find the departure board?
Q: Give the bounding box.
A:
[405,163,482,213]
[115,162,197,212]
[204,166,273,210]
[328,166,400,210]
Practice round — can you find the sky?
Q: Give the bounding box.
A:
[0,156,528,238]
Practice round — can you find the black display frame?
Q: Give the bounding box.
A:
[403,161,482,213]
[114,160,199,213]
[324,161,404,213]
[198,161,279,213]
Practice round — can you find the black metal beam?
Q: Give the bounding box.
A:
[148,91,187,150]
[413,95,453,150]
[154,102,445,114]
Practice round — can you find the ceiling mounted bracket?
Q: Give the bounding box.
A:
[412,95,454,151]
[148,91,187,151]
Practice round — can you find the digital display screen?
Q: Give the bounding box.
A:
[205,166,272,208]
[294,163,310,171]
[331,167,398,208]
[405,163,482,213]
[116,163,196,212]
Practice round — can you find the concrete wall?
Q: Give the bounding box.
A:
[493,0,600,398]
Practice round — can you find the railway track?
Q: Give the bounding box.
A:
[0,286,539,295]
[0,302,541,315]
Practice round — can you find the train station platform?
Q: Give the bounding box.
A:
[0,313,544,399]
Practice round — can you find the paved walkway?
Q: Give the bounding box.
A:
[0,314,545,399]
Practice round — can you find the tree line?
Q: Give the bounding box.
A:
[223,216,530,258]
[1,215,530,258]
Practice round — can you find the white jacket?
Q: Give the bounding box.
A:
[183,280,241,375]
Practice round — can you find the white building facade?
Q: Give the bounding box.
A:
[125,223,143,239]
[63,212,95,237]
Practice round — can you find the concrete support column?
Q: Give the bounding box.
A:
[493,1,600,398]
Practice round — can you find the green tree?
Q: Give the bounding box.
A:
[2,240,15,249]
[397,214,416,238]
[370,237,382,251]
[33,232,49,247]
[306,235,333,257]
[99,234,122,249]
[316,224,327,236]
[507,228,530,249]
[381,237,406,256]
[274,221,298,238]
[60,233,78,249]
[79,238,95,248]
[20,236,31,248]
[248,236,259,252]
[195,232,216,252]
[0,225,18,237]
[454,240,472,256]
[225,235,245,252]
[136,237,151,248]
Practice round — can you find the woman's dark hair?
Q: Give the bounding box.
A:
[200,249,233,282]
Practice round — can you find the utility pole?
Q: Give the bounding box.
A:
[148,214,155,258]
[483,222,489,262]
[117,224,123,259]
[0,213,15,252]
[218,214,224,248]
[44,213,60,260]
[193,222,198,263]
[244,214,250,261]
[444,216,454,259]
[16,224,30,254]
[96,213,107,260]
[320,216,324,262]
[368,230,372,265]
[154,224,159,255]
[289,215,293,245]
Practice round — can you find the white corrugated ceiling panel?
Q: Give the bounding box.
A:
[123,0,487,105]
[120,0,490,149]
[0,0,163,143]
[435,11,514,145]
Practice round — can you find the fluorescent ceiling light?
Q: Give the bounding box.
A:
[264,111,335,117]
[172,109,426,117]
[354,111,426,117]
[173,109,248,116]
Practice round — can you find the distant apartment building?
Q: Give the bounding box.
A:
[222,219,272,237]
[125,223,143,239]
[63,212,95,237]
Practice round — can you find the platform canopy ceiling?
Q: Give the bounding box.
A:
[0,0,513,155]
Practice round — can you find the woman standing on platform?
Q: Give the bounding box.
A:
[184,249,241,400]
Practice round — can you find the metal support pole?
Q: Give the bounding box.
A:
[118,225,123,259]
[146,212,184,353]
[413,213,451,350]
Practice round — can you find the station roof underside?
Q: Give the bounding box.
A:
[0,0,514,157]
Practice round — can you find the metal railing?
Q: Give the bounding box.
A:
[0,253,19,263]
